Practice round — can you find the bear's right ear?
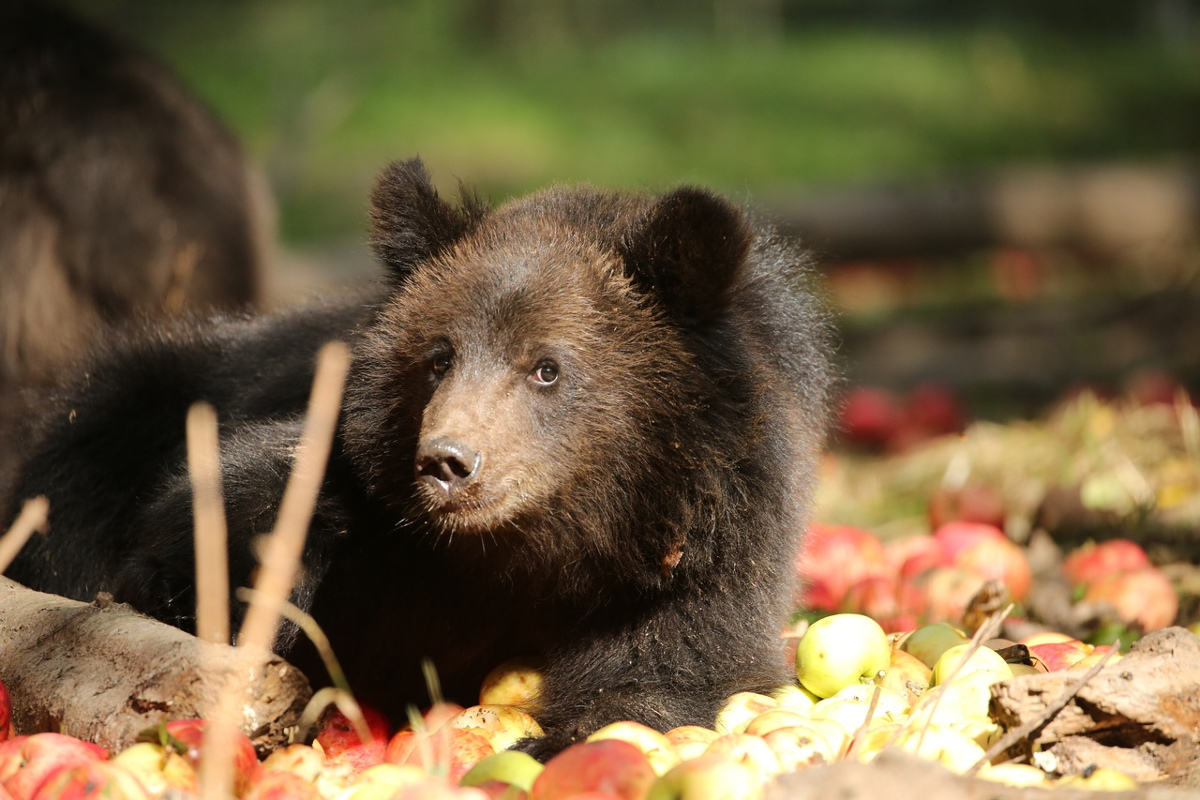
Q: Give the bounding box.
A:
[369,158,487,278]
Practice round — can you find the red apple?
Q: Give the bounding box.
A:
[1062,539,1150,588]
[928,484,1005,531]
[916,566,988,625]
[29,760,148,800]
[395,727,495,784]
[933,522,1006,564]
[242,769,325,800]
[886,535,946,581]
[529,740,656,800]
[954,534,1032,602]
[838,387,903,450]
[1083,566,1179,632]
[1125,368,1180,407]
[0,681,11,742]
[0,733,107,800]
[904,383,966,438]
[843,574,926,633]
[796,524,889,611]
[316,705,391,772]
[1027,639,1093,672]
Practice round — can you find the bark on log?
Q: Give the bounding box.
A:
[768,749,1199,800]
[0,577,311,753]
[989,627,1200,782]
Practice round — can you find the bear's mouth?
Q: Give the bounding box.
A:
[415,480,517,534]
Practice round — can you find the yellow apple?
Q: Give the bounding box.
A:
[796,613,890,698]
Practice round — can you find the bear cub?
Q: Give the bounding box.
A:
[2,159,832,757]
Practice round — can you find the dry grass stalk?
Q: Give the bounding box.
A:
[0,496,49,574]
[188,401,230,646]
[199,340,350,800]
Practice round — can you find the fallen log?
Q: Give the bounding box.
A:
[0,576,311,753]
[768,748,1199,800]
[989,627,1200,784]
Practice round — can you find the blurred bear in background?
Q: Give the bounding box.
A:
[0,3,271,421]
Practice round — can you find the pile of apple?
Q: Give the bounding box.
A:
[0,600,1148,800]
[1,530,1177,799]
[796,521,1179,637]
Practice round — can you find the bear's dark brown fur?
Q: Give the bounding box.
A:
[1,159,832,757]
[0,4,269,413]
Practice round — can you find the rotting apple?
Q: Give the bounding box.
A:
[478,657,546,714]
[449,705,544,753]
[1026,639,1093,672]
[315,705,391,772]
[930,644,1011,685]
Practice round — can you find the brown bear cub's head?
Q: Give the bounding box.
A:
[342,158,826,596]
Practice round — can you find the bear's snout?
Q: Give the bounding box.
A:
[415,436,482,500]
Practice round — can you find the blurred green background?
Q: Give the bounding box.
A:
[55,0,1200,412]
[62,0,1199,244]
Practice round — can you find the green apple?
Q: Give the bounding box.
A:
[897,622,969,669]
[459,750,544,792]
[795,613,890,698]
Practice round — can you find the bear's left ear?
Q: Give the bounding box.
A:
[619,187,753,322]
[369,158,487,279]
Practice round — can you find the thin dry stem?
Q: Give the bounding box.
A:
[188,401,230,646]
[0,496,49,574]
[199,341,350,800]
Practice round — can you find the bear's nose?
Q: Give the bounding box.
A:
[415,436,481,496]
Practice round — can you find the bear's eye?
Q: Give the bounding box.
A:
[430,353,453,378]
[530,361,559,386]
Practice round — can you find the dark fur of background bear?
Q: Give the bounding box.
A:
[0,3,269,422]
[0,158,832,757]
